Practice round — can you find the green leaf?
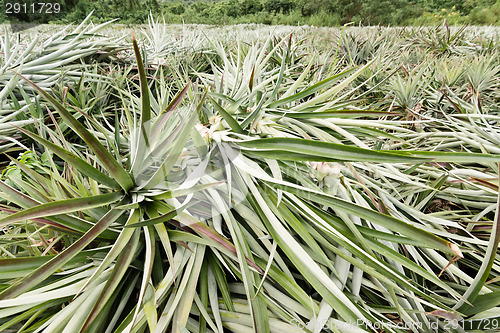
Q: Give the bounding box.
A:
[172,244,205,333]
[271,182,458,255]
[208,254,234,312]
[0,191,123,227]
[0,207,126,299]
[239,138,425,163]
[160,83,190,116]
[151,181,225,201]
[397,150,500,163]
[268,37,289,103]
[267,67,357,108]
[14,72,134,191]
[0,248,105,279]
[124,207,180,228]
[130,225,156,329]
[278,110,397,118]
[456,179,500,312]
[132,34,151,137]
[209,97,244,134]
[198,261,208,333]
[151,83,190,140]
[75,210,140,299]
[462,291,500,316]
[81,228,140,331]
[0,181,118,239]
[240,137,500,164]
[16,127,121,189]
[142,113,198,190]
[240,93,266,130]
[246,180,367,324]
[143,283,157,332]
[244,150,341,162]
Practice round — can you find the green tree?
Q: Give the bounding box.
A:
[264,0,294,13]
[468,0,500,23]
[165,2,186,15]
[226,0,242,17]
[297,0,334,16]
[240,0,263,15]
[359,0,411,24]
[333,0,362,24]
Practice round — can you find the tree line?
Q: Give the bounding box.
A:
[1,0,499,25]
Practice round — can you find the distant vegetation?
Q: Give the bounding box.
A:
[1,19,500,331]
[1,0,500,26]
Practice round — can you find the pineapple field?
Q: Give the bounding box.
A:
[0,17,499,332]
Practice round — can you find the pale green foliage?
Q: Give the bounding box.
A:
[0,19,499,333]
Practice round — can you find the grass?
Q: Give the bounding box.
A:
[0,16,499,332]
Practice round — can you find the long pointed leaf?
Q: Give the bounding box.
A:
[16,127,120,189]
[15,72,134,191]
[0,207,125,299]
[267,67,357,108]
[81,228,140,331]
[0,191,122,227]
